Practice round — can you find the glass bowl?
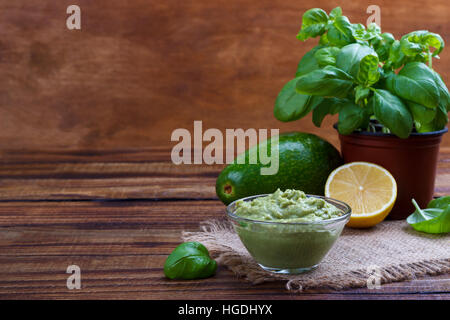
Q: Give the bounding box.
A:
[226,194,351,274]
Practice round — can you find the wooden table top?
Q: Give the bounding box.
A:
[0,147,449,300]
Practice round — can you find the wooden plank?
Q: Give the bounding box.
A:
[0,148,174,164]
[0,163,220,200]
[0,200,448,299]
[0,148,448,200]
[0,0,448,153]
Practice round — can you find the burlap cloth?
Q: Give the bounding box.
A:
[182,220,450,292]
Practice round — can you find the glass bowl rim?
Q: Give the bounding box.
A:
[226,193,352,226]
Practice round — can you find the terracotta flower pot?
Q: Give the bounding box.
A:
[334,124,448,220]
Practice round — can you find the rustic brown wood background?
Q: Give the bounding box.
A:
[0,0,449,300]
[0,0,448,155]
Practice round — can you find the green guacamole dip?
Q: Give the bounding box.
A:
[234,189,343,222]
[230,189,348,271]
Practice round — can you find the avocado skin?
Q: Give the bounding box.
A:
[216,132,343,205]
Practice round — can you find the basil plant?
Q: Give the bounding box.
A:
[275,7,450,138]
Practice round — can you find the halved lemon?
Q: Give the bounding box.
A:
[325,162,397,228]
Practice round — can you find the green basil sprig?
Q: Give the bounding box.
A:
[274,6,449,138]
[400,31,444,67]
[406,197,450,234]
[327,16,355,47]
[164,242,217,280]
[296,8,329,41]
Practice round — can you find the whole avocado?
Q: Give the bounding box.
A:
[216,132,343,205]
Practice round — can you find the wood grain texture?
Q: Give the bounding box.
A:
[0,147,448,201]
[0,0,448,154]
[0,200,448,299]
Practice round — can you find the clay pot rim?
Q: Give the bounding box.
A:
[332,123,448,138]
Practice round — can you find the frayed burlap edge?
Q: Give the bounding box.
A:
[182,219,450,292]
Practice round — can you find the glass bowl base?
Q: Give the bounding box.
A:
[258,263,318,274]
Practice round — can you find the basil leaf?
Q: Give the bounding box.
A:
[354,85,371,105]
[401,30,444,57]
[407,199,450,234]
[386,62,440,109]
[370,89,413,138]
[351,24,368,41]
[164,242,217,280]
[274,79,316,122]
[417,103,448,132]
[367,23,381,35]
[400,37,423,57]
[422,32,445,56]
[296,45,322,77]
[365,23,382,42]
[386,40,406,70]
[336,43,377,78]
[428,196,450,210]
[297,8,329,41]
[352,23,382,43]
[407,101,437,133]
[314,47,340,67]
[338,101,369,134]
[352,23,379,43]
[432,103,449,131]
[319,33,329,46]
[296,66,354,98]
[329,7,342,19]
[327,16,355,47]
[382,32,395,43]
[371,32,395,61]
[356,54,380,86]
[312,97,345,127]
[432,70,450,111]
